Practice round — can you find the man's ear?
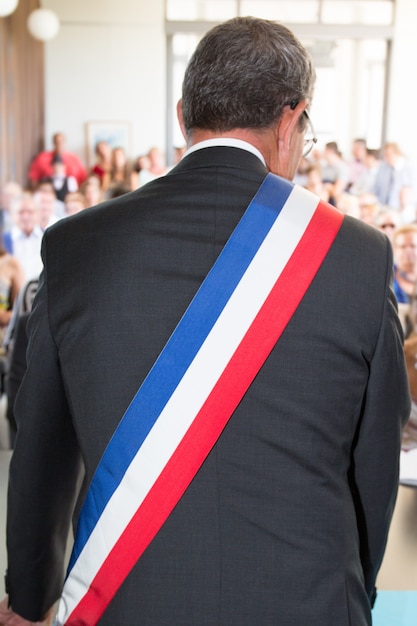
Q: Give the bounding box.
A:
[276,100,306,151]
[177,100,187,141]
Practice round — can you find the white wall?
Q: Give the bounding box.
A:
[42,0,166,165]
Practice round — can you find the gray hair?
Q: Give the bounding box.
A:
[181,16,315,137]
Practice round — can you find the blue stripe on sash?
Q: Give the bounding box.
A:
[70,174,293,566]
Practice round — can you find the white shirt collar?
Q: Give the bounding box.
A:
[183,138,266,167]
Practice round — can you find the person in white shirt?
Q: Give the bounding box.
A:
[373,142,415,223]
[5,192,43,282]
[33,183,63,230]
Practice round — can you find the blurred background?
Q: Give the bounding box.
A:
[1,0,417,187]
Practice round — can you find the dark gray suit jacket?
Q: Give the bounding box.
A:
[7,147,410,625]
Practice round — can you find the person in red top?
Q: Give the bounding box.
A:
[28,132,87,188]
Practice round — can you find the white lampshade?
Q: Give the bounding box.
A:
[0,0,19,17]
[27,8,60,41]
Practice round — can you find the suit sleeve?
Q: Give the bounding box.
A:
[6,255,83,621]
[6,313,30,436]
[351,238,410,605]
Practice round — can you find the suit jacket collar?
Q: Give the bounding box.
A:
[170,145,269,179]
[183,138,266,166]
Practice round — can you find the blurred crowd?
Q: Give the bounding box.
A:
[3,132,417,334]
[3,132,417,304]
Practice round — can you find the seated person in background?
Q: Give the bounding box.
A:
[349,148,381,196]
[2,192,43,282]
[132,147,169,188]
[107,183,132,199]
[392,224,417,303]
[401,292,417,454]
[28,132,87,188]
[357,193,380,225]
[373,142,415,223]
[130,154,151,189]
[392,223,417,333]
[108,146,132,195]
[334,192,360,219]
[303,163,330,202]
[42,153,78,202]
[0,232,25,351]
[292,156,311,186]
[0,233,25,434]
[147,146,169,179]
[90,140,112,192]
[81,174,104,208]
[320,141,350,206]
[373,207,400,243]
[33,182,63,230]
[64,192,87,216]
[347,138,368,190]
[0,181,22,232]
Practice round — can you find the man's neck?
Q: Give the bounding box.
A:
[183,136,266,167]
[188,129,269,155]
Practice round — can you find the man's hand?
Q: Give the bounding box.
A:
[0,597,54,626]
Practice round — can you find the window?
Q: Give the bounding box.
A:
[166,0,236,21]
[320,1,393,25]
[166,0,394,24]
[165,0,394,163]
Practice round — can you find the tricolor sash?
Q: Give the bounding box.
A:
[54,174,343,625]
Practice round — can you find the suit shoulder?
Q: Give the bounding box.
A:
[338,213,391,257]
[45,190,145,240]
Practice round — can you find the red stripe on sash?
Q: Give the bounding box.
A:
[66,201,343,625]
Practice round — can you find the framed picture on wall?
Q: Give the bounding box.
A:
[85,120,132,168]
